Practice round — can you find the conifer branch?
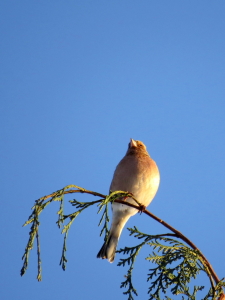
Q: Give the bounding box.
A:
[21,185,224,299]
[113,199,220,286]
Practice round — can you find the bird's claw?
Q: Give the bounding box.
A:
[138,204,146,214]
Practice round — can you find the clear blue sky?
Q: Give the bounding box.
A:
[1,1,225,299]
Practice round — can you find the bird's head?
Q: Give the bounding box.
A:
[126,138,149,156]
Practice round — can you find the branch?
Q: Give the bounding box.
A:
[22,185,223,298]
[113,199,220,285]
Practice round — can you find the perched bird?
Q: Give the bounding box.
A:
[97,139,160,262]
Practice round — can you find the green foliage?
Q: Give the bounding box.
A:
[21,185,224,300]
[21,201,41,280]
[117,227,225,300]
[59,198,98,269]
[117,242,146,299]
[21,186,69,279]
[98,202,110,240]
[21,186,128,279]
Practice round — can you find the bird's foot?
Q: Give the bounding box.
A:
[138,204,146,214]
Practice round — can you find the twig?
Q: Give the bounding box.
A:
[25,186,222,294]
[38,188,221,285]
[113,198,220,285]
[40,189,106,202]
[36,229,42,281]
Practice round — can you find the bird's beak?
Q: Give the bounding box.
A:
[130,138,137,148]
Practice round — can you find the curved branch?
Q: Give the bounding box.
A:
[35,188,222,288]
[113,199,220,286]
[39,188,106,201]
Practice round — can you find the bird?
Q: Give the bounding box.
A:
[97,138,160,262]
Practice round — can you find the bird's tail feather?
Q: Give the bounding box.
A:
[97,233,118,263]
[97,213,130,262]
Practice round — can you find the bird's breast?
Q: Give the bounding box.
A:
[110,155,160,211]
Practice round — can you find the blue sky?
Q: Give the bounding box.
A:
[1,1,225,299]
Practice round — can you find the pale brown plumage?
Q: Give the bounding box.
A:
[97,139,160,262]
